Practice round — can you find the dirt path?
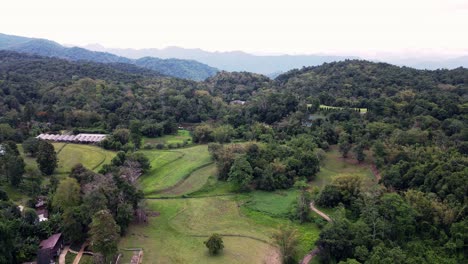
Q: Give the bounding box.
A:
[301,248,320,264]
[310,201,332,223]
[72,242,88,264]
[59,245,69,264]
[300,201,333,264]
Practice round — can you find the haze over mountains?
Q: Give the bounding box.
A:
[1,32,468,82]
[0,33,218,81]
[84,44,468,75]
[82,44,358,76]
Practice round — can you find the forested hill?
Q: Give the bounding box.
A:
[0,50,164,82]
[0,33,219,81]
[276,60,468,105]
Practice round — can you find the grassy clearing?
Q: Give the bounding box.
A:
[243,190,299,217]
[143,129,192,146]
[138,145,212,196]
[159,163,217,197]
[319,104,368,113]
[312,146,374,189]
[53,143,116,174]
[119,197,279,264]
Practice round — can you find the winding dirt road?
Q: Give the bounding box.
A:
[300,201,333,264]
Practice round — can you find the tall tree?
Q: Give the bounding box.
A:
[228,155,253,191]
[338,132,352,158]
[2,154,25,187]
[52,178,80,211]
[36,140,58,175]
[273,226,299,264]
[89,210,120,263]
[22,137,40,157]
[129,120,142,149]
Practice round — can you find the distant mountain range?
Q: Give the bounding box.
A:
[0,33,218,81]
[1,33,467,81]
[83,44,468,74]
[82,44,360,76]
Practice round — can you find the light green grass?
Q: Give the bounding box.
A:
[159,163,217,197]
[319,104,368,113]
[143,129,192,146]
[139,145,212,196]
[53,143,116,174]
[119,197,279,264]
[312,147,374,189]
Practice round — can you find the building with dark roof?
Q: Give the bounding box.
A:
[37,233,63,264]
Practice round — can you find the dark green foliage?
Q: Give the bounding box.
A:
[228,156,253,191]
[22,137,40,157]
[204,233,224,255]
[338,132,352,158]
[0,142,25,186]
[36,140,57,175]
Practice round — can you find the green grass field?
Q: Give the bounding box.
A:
[138,145,213,196]
[243,190,299,217]
[53,143,116,174]
[119,197,280,264]
[143,129,192,146]
[158,163,217,197]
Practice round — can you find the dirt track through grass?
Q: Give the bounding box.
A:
[119,197,280,264]
[158,163,217,196]
[139,145,212,197]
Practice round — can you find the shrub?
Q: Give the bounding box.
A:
[204,234,224,255]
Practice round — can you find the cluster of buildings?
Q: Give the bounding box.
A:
[36,133,107,143]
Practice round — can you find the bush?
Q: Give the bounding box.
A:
[143,144,153,150]
[156,143,165,149]
[204,234,224,255]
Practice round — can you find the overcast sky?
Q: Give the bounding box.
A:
[1,0,467,58]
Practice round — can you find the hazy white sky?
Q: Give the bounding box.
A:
[1,0,468,57]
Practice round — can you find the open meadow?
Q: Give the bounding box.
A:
[119,197,280,264]
[138,145,212,197]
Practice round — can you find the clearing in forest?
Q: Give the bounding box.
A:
[312,146,375,188]
[142,129,192,146]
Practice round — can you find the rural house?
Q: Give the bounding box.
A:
[37,233,63,264]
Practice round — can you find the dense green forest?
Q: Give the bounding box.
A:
[0,50,466,263]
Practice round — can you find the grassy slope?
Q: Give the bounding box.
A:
[159,163,217,197]
[119,198,278,264]
[138,145,212,196]
[53,143,116,174]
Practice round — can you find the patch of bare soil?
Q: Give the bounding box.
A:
[264,247,281,264]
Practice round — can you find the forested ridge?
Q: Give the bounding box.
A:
[0,50,466,263]
[0,33,219,81]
